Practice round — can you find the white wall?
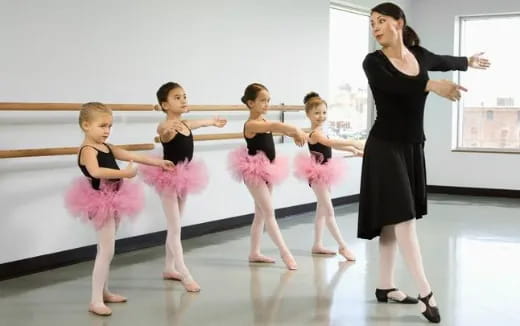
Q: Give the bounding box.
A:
[409,0,520,190]
[333,0,411,13]
[0,0,329,104]
[0,0,371,264]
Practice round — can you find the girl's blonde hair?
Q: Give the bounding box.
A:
[78,102,112,129]
[303,92,327,114]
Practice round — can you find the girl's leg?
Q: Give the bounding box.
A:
[162,195,188,280]
[245,181,296,270]
[248,199,275,263]
[310,184,334,255]
[102,220,127,303]
[162,194,181,281]
[89,218,117,316]
[311,184,355,260]
[161,194,200,292]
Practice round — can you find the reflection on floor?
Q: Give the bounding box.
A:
[1,194,519,325]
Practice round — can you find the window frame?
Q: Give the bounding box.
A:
[453,13,520,154]
[329,1,377,137]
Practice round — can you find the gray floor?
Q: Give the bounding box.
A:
[1,194,519,326]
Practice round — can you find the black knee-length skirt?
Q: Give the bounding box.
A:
[357,136,427,240]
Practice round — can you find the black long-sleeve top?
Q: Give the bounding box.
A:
[363,46,468,143]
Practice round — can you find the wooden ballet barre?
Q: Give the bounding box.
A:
[0,103,156,111]
[0,103,303,112]
[0,143,154,159]
[170,105,303,112]
[154,133,271,143]
[154,130,311,143]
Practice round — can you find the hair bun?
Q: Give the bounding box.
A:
[303,91,320,104]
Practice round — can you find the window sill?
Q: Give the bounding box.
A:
[452,148,520,154]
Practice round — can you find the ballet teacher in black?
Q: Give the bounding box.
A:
[358,2,489,323]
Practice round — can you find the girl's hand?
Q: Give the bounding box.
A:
[292,129,307,147]
[123,160,138,178]
[348,146,364,157]
[352,140,365,151]
[160,160,175,171]
[468,52,491,70]
[164,120,184,133]
[213,116,227,128]
[427,79,467,101]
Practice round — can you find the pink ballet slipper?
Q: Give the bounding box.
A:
[281,253,298,270]
[338,247,356,261]
[88,303,112,316]
[311,245,337,255]
[248,254,276,264]
[103,293,127,303]
[162,271,182,281]
[181,278,201,292]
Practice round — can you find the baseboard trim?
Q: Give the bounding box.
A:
[427,185,520,198]
[0,194,359,281]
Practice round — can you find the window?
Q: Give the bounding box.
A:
[329,6,371,140]
[456,14,520,152]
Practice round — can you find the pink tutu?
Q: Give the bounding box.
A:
[139,159,208,198]
[228,147,289,186]
[294,152,347,187]
[64,178,144,230]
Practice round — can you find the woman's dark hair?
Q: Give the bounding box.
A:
[241,83,268,108]
[156,82,182,112]
[371,2,420,47]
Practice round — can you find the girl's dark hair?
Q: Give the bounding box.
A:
[303,91,320,104]
[371,2,420,47]
[303,92,327,113]
[241,83,268,108]
[156,82,182,112]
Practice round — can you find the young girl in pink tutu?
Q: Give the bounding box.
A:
[294,92,364,260]
[140,82,226,292]
[228,83,307,270]
[64,102,174,316]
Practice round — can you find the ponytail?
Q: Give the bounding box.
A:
[403,25,420,47]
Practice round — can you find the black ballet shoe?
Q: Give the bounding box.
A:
[418,292,441,323]
[375,288,419,304]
